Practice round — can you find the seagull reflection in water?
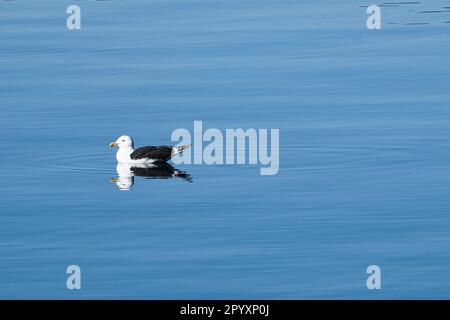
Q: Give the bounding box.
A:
[112,163,193,190]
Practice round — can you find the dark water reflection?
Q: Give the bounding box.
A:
[362,1,450,25]
[112,163,192,190]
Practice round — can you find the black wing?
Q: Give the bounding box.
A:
[130,146,173,162]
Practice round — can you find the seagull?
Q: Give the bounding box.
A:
[109,135,190,164]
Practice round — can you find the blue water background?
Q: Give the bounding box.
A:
[1,0,450,298]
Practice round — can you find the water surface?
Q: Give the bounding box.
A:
[1,0,450,298]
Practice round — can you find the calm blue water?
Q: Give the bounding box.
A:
[1,0,450,299]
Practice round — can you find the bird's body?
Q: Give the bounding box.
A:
[110,135,190,164]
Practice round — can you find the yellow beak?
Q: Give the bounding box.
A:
[110,142,118,147]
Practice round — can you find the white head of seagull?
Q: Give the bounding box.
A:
[110,135,135,163]
[110,135,191,164]
[110,135,134,149]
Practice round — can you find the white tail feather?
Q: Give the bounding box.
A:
[172,144,191,156]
